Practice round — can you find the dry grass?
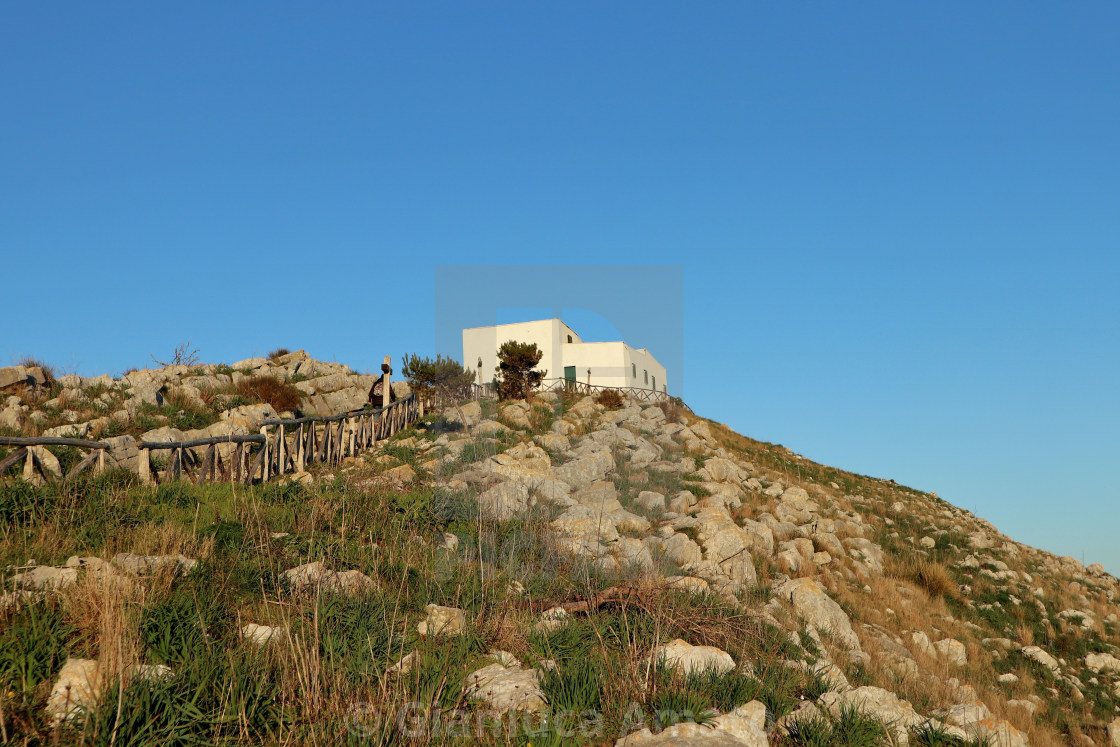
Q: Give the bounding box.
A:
[236,374,303,413]
[595,389,624,409]
[267,347,291,362]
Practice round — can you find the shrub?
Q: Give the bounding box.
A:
[236,374,302,413]
[267,347,291,361]
[596,389,624,409]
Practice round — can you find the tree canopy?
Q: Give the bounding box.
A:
[494,340,545,400]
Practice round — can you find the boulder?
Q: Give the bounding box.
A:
[554,451,614,489]
[1085,652,1120,674]
[1020,645,1061,676]
[280,561,373,594]
[103,435,139,471]
[500,403,532,429]
[8,565,78,591]
[241,623,282,646]
[615,700,768,746]
[46,658,103,725]
[635,490,666,512]
[478,480,532,520]
[934,638,968,667]
[774,577,861,652]
[417,604,467,637]
[819,687,926,742]
[464,662,545,713]
[446,400,482,428]
[652,638,735,676]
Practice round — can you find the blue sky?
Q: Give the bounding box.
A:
[3,3,1118,571]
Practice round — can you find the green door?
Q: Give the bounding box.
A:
[564,366,576,391]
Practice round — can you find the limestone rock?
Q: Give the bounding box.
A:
[1085,652,1120,673]
[478,480,531,520]
[46,658,103,725]
[934,638,968,667]
[1020,645,1061,676]
[1108,717,1120,747]
[242,623,281,645]
[417,604,467,636]
[280,561,373,594]
[9,564,78,590]
[775,577,861,652]
[446,400,482,428]
[652,638,735,676]
[615,700,768,746]
[464,662,545,713]
[819,687,925,742]
[635,490,666,512]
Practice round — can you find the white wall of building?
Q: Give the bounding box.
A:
[463,319,580,386]
[462,319,666,393]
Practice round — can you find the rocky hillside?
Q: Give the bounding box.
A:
[0,350,409,476]
[1,373,1118,746]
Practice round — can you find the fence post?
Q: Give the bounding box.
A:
[23,448,35,481]
[295,424,305,472]
[277,425,286,476]
[260,427,270,482]
[139,448,151,484]
[96,448,106,475]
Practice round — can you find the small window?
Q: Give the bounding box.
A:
[652,375,656,391]
[632,363,636,378]
[567,335,572,343]
[644,369,648,385]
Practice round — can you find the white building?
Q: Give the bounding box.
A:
[462,319,668,395]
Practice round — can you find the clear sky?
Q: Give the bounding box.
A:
[3,3,1118,571]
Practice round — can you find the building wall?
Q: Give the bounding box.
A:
[560,342,628,388]
[463,319,575,386]
[462,319,666,393]
[624,346,668,393]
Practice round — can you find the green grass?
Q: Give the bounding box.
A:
[781,704,890,747]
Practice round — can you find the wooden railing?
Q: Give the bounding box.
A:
[135,394,420,485]
[0,436,108,482]
[538,378,681,405]
[1,395,421,487]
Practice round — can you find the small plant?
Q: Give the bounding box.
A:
[151,341,200,368]
[539,657,603,712]
[782,704,890,746]
[911,721,992,746]
[595,389,624,409]
[267,347,291,361]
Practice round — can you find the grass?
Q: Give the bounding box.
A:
[0,393,1114,746]
[779,704,890,746]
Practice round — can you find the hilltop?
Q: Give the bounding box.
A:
[1,353,1119,746]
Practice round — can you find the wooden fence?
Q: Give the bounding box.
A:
[538,377,685,407]
[136,394,420,485]
[0,395,421,487]
[0,436,108,482]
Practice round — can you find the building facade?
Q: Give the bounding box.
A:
[462,319,668,394]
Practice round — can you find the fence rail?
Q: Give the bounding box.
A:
[135,394,420,485]
[1,393,422,487]
[537,378,687,408]
[0,435,108,482]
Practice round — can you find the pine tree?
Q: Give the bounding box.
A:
[494,340,546,401]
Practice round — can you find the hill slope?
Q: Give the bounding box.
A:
[2,376,1118,745]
